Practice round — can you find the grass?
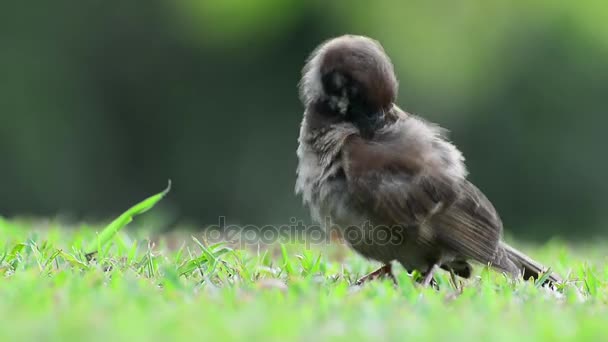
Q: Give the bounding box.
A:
[1,189,607,341]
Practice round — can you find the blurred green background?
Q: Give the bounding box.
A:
[2,1,607,239]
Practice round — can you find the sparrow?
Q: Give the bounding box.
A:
[295,34,561,287]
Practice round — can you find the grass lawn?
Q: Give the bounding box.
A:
[0,189,606,341]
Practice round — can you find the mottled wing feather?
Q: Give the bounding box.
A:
[350,171,459,237]
[431,180,503,263]
[344,133,502,263]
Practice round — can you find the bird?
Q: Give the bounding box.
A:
[295,34,561,287]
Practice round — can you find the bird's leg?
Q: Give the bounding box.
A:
[421,264,438,288]
[449,268,459,291]
[355,264,396,286]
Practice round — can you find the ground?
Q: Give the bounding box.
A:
[0,215,607,341]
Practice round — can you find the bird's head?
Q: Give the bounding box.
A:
[299,35,398,137]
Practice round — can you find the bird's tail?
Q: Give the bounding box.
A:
[492,242,562,285]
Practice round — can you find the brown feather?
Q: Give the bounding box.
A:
[431,181,503,263]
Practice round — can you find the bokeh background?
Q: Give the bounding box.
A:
[2,1,607,240]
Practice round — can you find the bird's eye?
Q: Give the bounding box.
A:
[322,71,347,96]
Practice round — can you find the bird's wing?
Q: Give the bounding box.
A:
[342,133,460,235]
[343,128,502,262]
[430,180,503,263]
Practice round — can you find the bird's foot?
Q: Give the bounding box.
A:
[420,264,439,289]
[355,264,396,286]
[449,269,463,292]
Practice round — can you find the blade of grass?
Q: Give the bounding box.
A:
[59,251,89,269]
[534,267,553,288]
[280,244,295,276]
[85,180,171,259]
[177,241,231,276]
[5,243,26,270]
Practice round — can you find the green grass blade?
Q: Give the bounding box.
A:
[534,267,553,288]
[85,181,171,257]
[280,244,295,276]
[59,251,89,269]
